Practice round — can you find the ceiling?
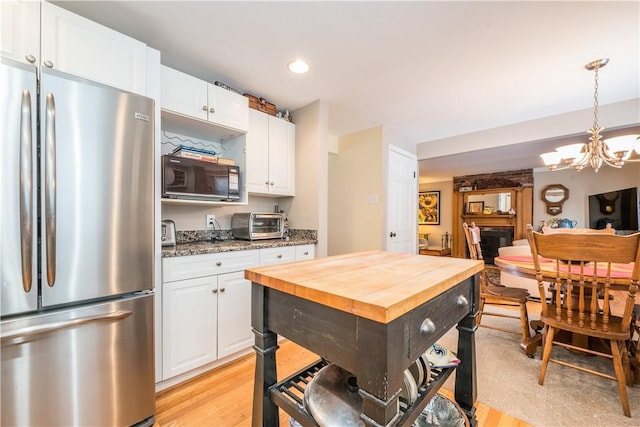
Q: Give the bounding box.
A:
[54,1,640,180]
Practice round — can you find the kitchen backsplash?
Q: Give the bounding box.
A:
[175,229,317,244]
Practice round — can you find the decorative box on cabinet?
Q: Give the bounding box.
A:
[246,108,295,196]
[161,65,248,134]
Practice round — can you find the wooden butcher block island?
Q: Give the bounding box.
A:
[246,251,483,427]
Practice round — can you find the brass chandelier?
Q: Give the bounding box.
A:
[540,58,640,172]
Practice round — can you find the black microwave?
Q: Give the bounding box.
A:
[162,155,240,201]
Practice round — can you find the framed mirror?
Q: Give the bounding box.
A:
[542,184,569,215]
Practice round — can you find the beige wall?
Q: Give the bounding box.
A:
[418,180,454,247]
[328,127,383,255]
[532,162,640,229]
[288,100,329,257]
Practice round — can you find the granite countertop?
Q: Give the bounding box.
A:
[161,236,317,258]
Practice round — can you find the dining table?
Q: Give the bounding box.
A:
[493,254,636,353]
[494,254,635,290]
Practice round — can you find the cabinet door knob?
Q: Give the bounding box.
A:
[390,232,397,238]
[212,289,218,294]
[43,59,54,68]
[303,251,309,255]
[25,54,36,63]
[219,287,225,293]
[216,261,222,267]
[202,105,208,111]
[270,182,275,186]
[420,318,436,334]
[456,295,469,308]
[277,254,282,259]
[209,107,215,113]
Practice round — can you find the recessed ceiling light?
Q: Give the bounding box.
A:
[288,59,309,74]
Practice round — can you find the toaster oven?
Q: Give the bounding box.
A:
[231,212,285,240]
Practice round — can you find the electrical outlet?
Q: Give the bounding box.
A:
[206,214,215,229]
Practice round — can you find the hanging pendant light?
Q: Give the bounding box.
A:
[540,58,640,172]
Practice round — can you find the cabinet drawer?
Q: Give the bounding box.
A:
[407,278,472,361]
[259,246,296,266]
[295,244,315,261]
[163,250,259,282]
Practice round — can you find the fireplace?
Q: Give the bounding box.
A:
[478,227,513,265]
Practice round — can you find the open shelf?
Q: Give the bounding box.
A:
[269,359,456,427]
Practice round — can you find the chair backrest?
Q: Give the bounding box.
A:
[462,222,483,261]
[541,223,615,235]
[525,224,640,332]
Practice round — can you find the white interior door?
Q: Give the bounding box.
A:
[386,145,417,253]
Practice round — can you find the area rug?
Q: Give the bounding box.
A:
[438,308,640,426]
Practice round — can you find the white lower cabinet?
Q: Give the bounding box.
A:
[160,245,315,382]
[259,246,296,266]
[295,244,316,261]
[217,271,253,358]
[162,275,218,379]
[162,250,259,380]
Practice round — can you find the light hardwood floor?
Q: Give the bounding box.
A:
[155,340,531,427]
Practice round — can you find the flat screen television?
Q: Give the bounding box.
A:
[588,187,639,232]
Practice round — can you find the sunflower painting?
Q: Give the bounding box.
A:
[418,191,440,225]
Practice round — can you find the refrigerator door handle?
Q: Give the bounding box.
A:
[1,310,133,343]
[44,93,57,287]
[19,89,33,293]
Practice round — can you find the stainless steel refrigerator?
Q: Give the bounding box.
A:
[1,57,155,426]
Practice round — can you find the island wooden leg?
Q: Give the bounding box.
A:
[251,283,279,427]
[455,275,479,427]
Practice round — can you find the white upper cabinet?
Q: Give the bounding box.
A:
[246,109,295,196]
[161,66,208,121]
[0,0,40,66]
[208,84,249,132]
[161,65,248,133]
[40,2,147,95]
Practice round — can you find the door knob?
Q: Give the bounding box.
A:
[390,232,397,237]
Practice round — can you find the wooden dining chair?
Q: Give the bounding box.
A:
[525,224,640,417]
[629,304,640,385]
[462,222,537,357]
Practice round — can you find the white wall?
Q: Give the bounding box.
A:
[532,162,640,229]
[162,198,279,231]
[328,126,383,255]
[417,99,639,159]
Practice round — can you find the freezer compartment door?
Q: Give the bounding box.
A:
[1,293,155,426]
[1,57,38,316]
[39,68,155,307]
